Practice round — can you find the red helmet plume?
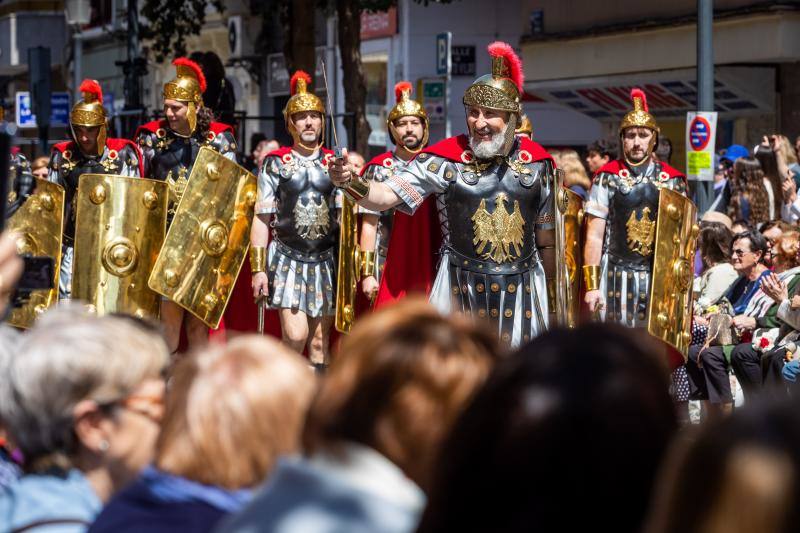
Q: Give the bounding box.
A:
[79,79,103,104]
[487,41,524,93]
[172,57,207,93]
[290,70,312,96]
[630,88,648,112]
[394,81,413,103]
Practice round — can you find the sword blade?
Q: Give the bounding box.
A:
[320,60,340,152]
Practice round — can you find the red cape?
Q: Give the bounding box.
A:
[596,159,686,182]
[52,138,145,177]
[134,119,234,141]
[360,151,394,176]
[421,134,554,164]
[374,136,553,309]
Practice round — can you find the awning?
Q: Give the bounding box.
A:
[525,66,775,123]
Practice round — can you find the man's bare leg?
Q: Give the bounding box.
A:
[307,315,334,366]
[184,314,210,350]
[279,308,310,354]
[160,300,185,354]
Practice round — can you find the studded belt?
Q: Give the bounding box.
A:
[447,247,536,275]
[607,252,652,272]
[273,238,334,263]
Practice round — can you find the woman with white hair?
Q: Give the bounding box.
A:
[0,308,169,531]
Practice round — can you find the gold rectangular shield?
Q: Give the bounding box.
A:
[7,179,64,328]
[647,188,699,356]
[335,197,359,333]
[553,171,583,328]
[72,174,168,318]
[148,147,257,329]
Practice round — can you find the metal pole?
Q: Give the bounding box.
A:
[126,0,141,110]
[73,30,82,102]
[695,0,714,213]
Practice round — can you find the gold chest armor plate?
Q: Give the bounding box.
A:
[626,206,655,257]
[471,192,526,263]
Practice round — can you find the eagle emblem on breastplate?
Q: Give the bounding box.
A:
[294,197,330,240]
[626,206,655,256]
[471,192,525,263]
[166,167,189,214]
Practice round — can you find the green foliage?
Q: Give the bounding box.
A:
[141,0,225,63]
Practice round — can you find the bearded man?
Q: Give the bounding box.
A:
[331,43,556,345]
[358,81,430,300]
[250,71,338,368]
[583,88,688,327]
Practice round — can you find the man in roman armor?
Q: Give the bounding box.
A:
[331,42,556,346]
[0,105,35,217]
[135,58,237,352]
[48,79,143,299]
[583,88,689,328]
[249,70,338,368]
[358,81,429,300]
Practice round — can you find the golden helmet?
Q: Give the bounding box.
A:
[387,81,428,150]
[463,41,523,115]
[71,79,107,156]
[516,114,533,138]
[619,88,659,134]
[163,57,206,134]
[283,70,325,149]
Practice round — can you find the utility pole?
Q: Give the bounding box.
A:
[695,0,714,213]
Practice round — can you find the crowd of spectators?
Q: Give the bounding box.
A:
[3,132,800,532]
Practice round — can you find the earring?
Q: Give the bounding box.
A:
[98,440,110,452]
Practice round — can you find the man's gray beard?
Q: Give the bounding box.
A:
[469,123,509,159]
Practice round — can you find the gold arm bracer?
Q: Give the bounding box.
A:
[342,176,371,202]
[250,246,267,273]
[582,264,601,292]
[360,249,376,277]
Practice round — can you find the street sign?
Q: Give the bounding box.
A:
[688,115,711,150]
[421,79,446,123]
[16,92,70,129]
[266,48,328,98]
[685,111,717,181]
[436,32,452,76]
[451,45,476,77]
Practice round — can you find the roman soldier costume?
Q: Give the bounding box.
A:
[359,81,429,281]
[47,79,143,298]
[584,88,691,332]
[343,42,557,346]
[250,70,338,328]
[135,57,237,219]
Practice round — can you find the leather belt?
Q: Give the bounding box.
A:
[447,247,536,275]
[273,238,334,263]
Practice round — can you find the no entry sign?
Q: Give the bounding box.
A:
[688,115,712,151]
[685,111,717,181]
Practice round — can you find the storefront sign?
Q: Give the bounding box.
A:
[361,8,397,40]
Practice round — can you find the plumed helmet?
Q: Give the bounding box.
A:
[71,79,107,156]
[387,81,428,149]
[462,41,524,115]
[619,88,659,134]
[163,58,207,134]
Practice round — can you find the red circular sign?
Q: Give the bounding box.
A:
[689,116,712,151]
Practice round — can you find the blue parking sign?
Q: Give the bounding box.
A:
[16,91,71,128]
